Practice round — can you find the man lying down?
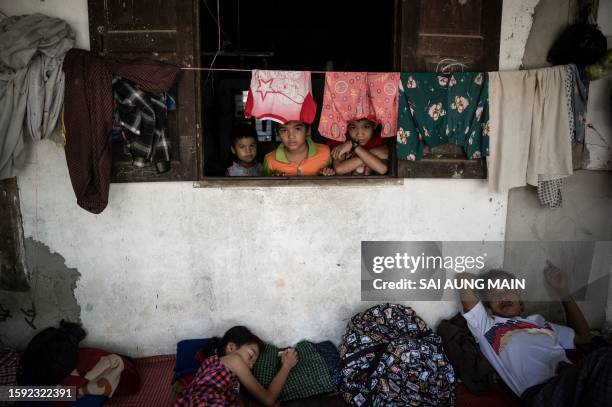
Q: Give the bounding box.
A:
[458,261,611,407]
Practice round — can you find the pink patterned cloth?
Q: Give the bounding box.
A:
[245,70,317,124]
[367,72,400,139]
[318,72,399,141]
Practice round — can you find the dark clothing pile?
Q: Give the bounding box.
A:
[21,320,86,385]
[437,312,498,394]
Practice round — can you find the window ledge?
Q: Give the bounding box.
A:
[193,176,404,188]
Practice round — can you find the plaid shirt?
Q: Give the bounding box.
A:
[175,355,239,407]
[112,76,171,173]
[0,351,20,386]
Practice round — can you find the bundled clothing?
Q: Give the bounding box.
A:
[112,76,171,173]
[318,72,399,141]
[396,72,490,160]
[244,70,317,124]
[21,320,86,386]
[0,13,75,180]
[62,49,180,214]
[60,348,140,398]
[339,303,455,406]
[436,312,498,394]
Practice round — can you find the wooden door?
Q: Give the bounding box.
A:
[398,0,502,72]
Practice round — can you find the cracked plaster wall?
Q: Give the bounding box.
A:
[1,0,544,356]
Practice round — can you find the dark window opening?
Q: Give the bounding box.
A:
[201,0,396,177]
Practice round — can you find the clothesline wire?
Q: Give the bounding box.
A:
[181,67,398,74]
[203,0,222,89]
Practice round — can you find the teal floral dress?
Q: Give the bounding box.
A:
[396,72,490,160]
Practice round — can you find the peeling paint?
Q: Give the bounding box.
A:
[1,239,81,350]
[499,0,540,70]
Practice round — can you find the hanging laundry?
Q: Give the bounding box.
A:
[244,70,317,124]
[569,64,587,143]
[318,72,399,142]
[113,76,171,173]
[396,72,489,161]
[0,13,75,180]
[487,70,536,192]
[367,73,400,138]
[488,66,573,204]
[62,49,180,214]
[562,65,576,141]
[526,66,573,186]
[319,72,369,141]
[538,177,563,208]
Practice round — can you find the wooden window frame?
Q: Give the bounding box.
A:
[87,0,503,184]
[88,0,200,183]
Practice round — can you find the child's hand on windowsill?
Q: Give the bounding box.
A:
[320,168,335,176]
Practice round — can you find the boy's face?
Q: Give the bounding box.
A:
[487,288,523,317]
[347,119,375,145]
[231,137,257,165]
[277,121,309,152]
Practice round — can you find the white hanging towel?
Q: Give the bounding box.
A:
[487,66,573,195]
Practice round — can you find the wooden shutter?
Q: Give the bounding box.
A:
[88,0,200,182]
[395,0,502,178]
[398,0,502,72]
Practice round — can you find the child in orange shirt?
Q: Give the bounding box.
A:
[263,121,334,176]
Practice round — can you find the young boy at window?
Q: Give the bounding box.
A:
[263,121,334,176]
[458,262,612,406]
[226,124,263,176]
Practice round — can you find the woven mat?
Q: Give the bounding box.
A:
[106,354,176,407]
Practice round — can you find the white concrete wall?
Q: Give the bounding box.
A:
[504,0,612,328]
[499,0,540,70]
[15,142,507,355]
[1,0,544,356]
[584,0,612,170]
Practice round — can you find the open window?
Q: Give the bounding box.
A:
[199,0,397,178]
[87,0,502,183]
